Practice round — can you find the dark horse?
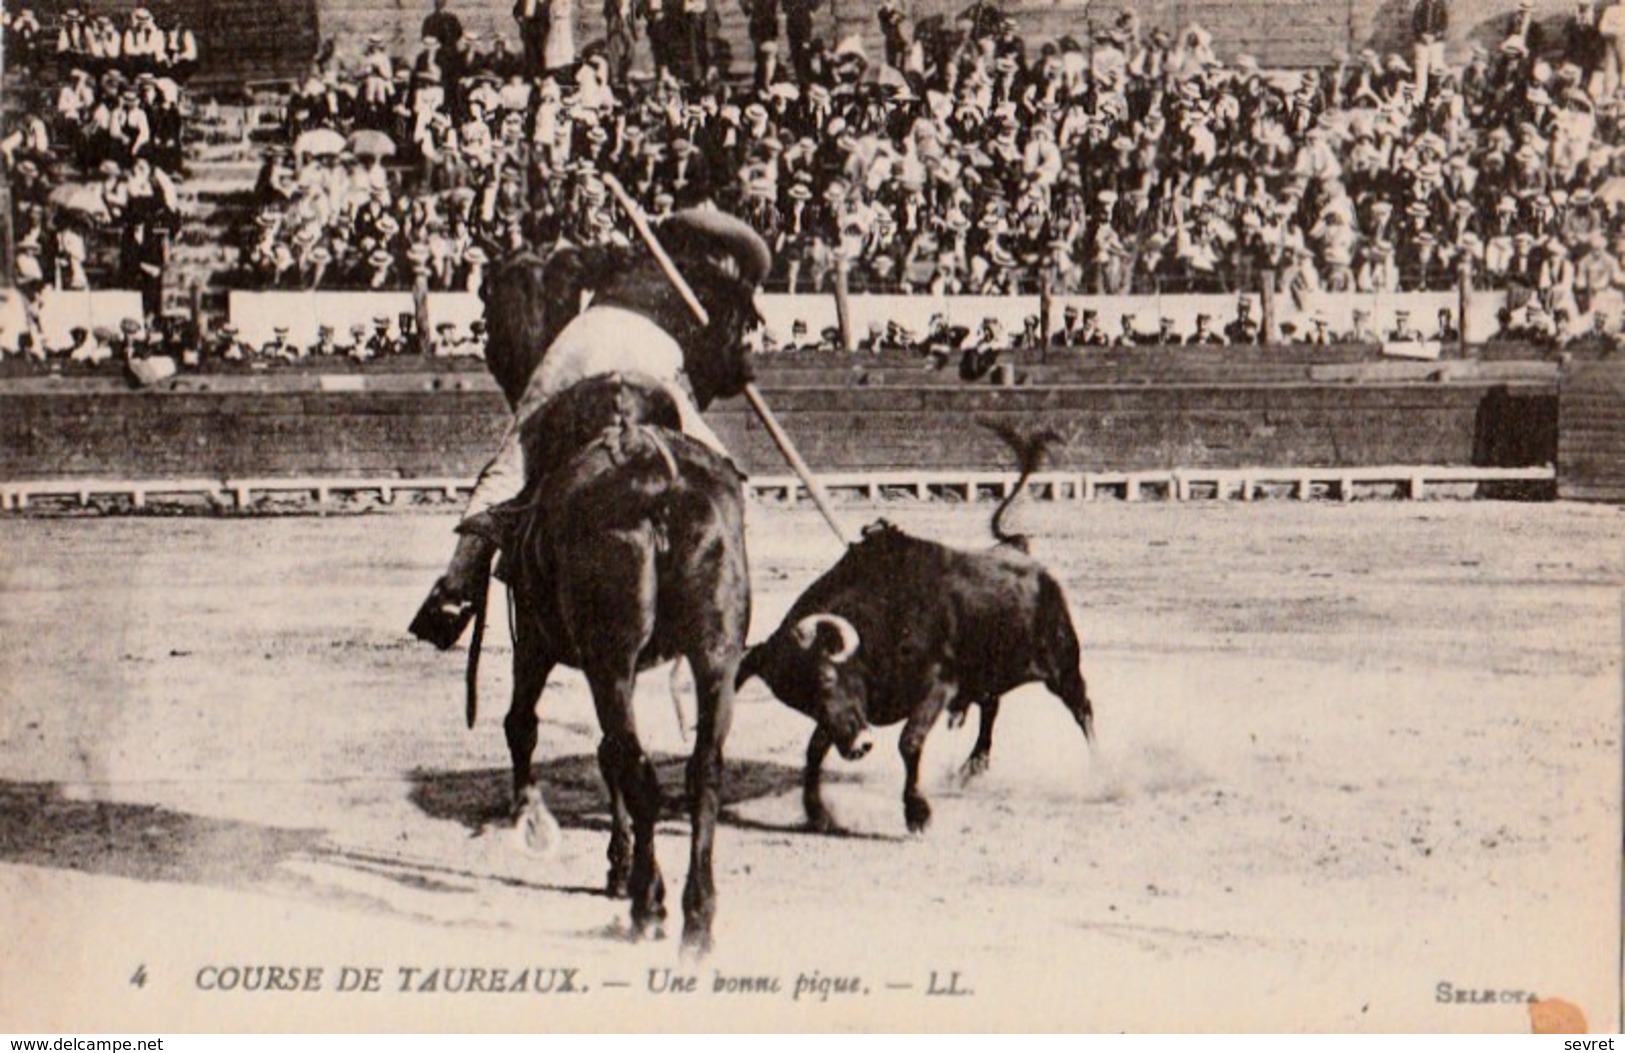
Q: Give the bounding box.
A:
[478,249,750,954]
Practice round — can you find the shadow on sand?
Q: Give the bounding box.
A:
[0,754,881,905]
[0,780,323,887]
[408,752,850,837]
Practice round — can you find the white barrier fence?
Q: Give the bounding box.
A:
[226,291,484,348]
[216,288,1501,353]
[755,290,1499,348]
[0,287,147,350]
[0,464,1556,513]
[0,285,1584,359]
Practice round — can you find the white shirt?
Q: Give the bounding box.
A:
[464,305,731,519]
[524,306,703,436]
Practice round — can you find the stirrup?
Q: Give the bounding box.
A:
[409,585,477,651]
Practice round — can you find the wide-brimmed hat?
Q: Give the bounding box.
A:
[659,209,773,286]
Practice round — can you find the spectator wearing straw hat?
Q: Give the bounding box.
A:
[1187,313,1226,346]
[366,315,397,357]
[310,325,340,357]
[1387,309,1426,342]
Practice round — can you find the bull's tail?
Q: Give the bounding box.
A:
[981,419,1062,551]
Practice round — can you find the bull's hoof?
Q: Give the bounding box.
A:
[513,788,562,856]
[945,708,968,731]
[959,753,990,784]
[904,796,932,834]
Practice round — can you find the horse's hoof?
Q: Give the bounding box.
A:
[680,928,714,960]
[605,873,631,900]
[513,791,561,856]
[805,809,843,836]
[631,909,668,943]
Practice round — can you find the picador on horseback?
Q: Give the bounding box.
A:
[407,203,772,953]
[409,208,770,649]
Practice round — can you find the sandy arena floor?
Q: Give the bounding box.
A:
[0,499,1619,1033]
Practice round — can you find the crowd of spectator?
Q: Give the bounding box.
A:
[1,3,198,355]
[11,0,1625,370]
[779,300,1468,357]
[229,0,1625,333]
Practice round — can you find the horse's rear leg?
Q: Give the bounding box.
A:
[681,648,737,957]
[594,683,665,936]
[597,738,633,899]
[570,536,663,931]
[504,617,559,854]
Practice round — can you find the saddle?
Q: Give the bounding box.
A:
[487,373,686,584]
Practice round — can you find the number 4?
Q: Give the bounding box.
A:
[130,965,148,988]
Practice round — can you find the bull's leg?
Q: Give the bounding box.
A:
[960,695,1001,783]
[802,726,839,833]
[900,677,955,834]
[1050,664,1095,744]
[680,650,737,957]
[596,739,633,899]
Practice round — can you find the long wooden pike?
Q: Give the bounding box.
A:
[600,173,853,547]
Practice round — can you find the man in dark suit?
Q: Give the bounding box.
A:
[744,0,779,80]
[782,0,817,82]
[1413,0,1449,97]
[1186,314,1226,346]
[513,0,550,77]
[423,0,464,51]
[422,0,466,98]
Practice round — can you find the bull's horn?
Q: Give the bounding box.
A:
[793,613,859,664]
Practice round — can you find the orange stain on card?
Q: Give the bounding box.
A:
[1528,997,1587,1034]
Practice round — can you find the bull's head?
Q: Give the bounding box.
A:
[737,613,874,761]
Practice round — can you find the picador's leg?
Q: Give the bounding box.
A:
[409,525,498,650]
[960,695,1000,782]
[410,413,528,650]
[901,675,955,834]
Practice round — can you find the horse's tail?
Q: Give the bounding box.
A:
[981,418,1062,552]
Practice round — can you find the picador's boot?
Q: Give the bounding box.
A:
[409,523,499,651]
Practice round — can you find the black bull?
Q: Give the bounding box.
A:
[736,518,1096,834]
[475,254,749,953]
